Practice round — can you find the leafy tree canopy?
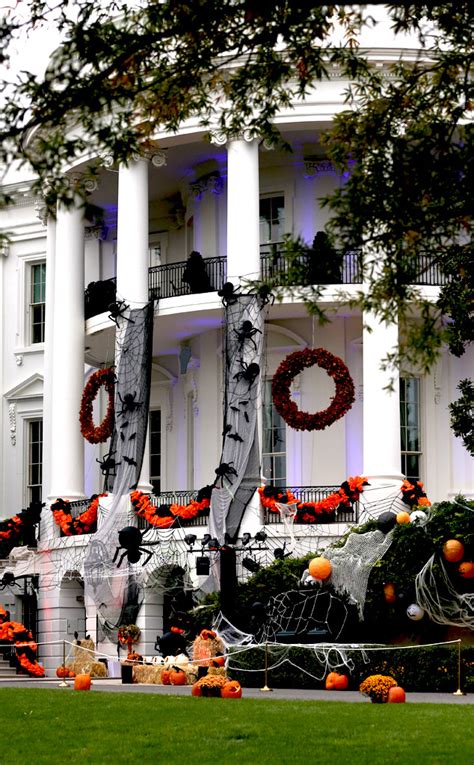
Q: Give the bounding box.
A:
[1,2,472,437]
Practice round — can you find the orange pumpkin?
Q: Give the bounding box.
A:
[221,681,242,699]
[170,668,187,686]
[388,686,406,703]
[69,671,76,678]
[383,583,396,603]
[212,655,226,667]
[325,672,339,690]
[443,539,464,562]
[56,666,69,679]
[458,561,474,579]
[161,669,171,685]
[308,557,332,581]
[396,511,411,524]
[191,682,202,697]
[74,673,91,691]
[334,674,349,690]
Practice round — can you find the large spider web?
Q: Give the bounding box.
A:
[415,555,474,630]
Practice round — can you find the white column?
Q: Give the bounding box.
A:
[117,158,149,305]
[137,428,153,493]
[362,313,403,481]
[48,200,85,501]
[226,138,260,284]
[41,214,57,535]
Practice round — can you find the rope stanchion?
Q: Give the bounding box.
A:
[453,639,465,696]
[58,640,68,688]
[260,642,273,693]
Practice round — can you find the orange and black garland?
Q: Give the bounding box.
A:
[272,348,355,431]
[0,607,44,677]
[400,479,431,508]
[51,493,106,535]
[258,475,369,523]
[130,486,212,528]
[0,502,42,558]
[79,367,115,444]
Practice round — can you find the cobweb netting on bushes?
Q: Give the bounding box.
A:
[210,294,268,544]
[84,302,153,638]
[415,555,474,630]
[325,529,394,618]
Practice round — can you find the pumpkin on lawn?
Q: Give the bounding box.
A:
[388,686,406,703]
[74,673,92,691]
[161,669,171,685]
[325,672,348,690]
[191,682,202,697]
[170,667,187,686]
[56,666,70,679]
[221,680,242,699]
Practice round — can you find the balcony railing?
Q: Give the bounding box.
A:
[149,256,227,300]
[262,486,359,525]
[260,243,363,285]
[136,492,210,531]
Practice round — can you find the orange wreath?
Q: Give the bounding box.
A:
[79,368,115,444]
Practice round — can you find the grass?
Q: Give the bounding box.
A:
[0,689,472,764]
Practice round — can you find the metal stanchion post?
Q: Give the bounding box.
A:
[260,642,273,693]
[453,639,465,696]
[58,639,69,688]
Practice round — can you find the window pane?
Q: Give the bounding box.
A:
[149,410,161,492]
[262,378,286,486]
[27,419,43,505]
[400,378,421,481]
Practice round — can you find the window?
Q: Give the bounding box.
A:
[149,410,161,495]
[262,379,286,487]
[27,419,43,505]
[30,262,46,344]
[400,377,421,482]
[259,195,285,246]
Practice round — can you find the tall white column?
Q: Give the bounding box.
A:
[362,313,403,481]
[117,158,149,305]
[48,200,85,501]
[41,213,57,535]
[226,138,260,284]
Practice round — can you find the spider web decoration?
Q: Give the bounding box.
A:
[258,589,349,643]
[415,555,474,630]
[325,529,394,618]
[84,302,154,638]
[210,294,268,543]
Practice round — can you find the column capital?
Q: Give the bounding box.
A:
[67,172,98,194]
[303,158,335,178]
[209,128,256,146]
[190,171,224,199]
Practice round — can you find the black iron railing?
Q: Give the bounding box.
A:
[136,492,210,531]
[148,257,227,300]
[262,485,358,525]
[57,498,96,537]
[260,243,363,285]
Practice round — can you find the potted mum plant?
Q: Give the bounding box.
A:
[359,674,398,703]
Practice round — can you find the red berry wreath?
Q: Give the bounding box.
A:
[79,367,115,444]
[272,348,355,431]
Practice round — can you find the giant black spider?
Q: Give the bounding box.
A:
[96,450,120,477]
[257,284,275,307]
[107,300,135,326]
[233,320,262,351]
[214,461,238,487]
[118,391,142,415]
[233,359,260,390]
[0,572,20,590]
[113,526,159,567]
[218,281,241,307]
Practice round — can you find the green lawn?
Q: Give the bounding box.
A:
[0,689,471,764]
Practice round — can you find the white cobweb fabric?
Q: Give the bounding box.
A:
[415,555,474,630]
[325,529,394,618]
[275,502,298,548]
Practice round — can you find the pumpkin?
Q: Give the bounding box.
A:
[443,539,464,563]
[388,686,406,703]
[74,673,92,691]
[308,557,332,581]
[221,681,242,699]
[191,682,202,697]
[56,666,70,679]
[170,667,187,686]
[396,511,411,524]
[212,655,226,667]
[325,672,339,690]
[334,674,349,690]
[69,671,76,678]
[161,669,171,685]
[383,583,396,603]
[458,561,474,579]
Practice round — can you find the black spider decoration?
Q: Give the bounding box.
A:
[233,320,262,351]
[218,281,241,307]
[214,462,238,487]
[257,284,275,307]
[96,450,120,477]
[0,572,20,590]
[113,526,158,567]
[107,300,135,326]
[118,391,142,415]
[233,359,260,390]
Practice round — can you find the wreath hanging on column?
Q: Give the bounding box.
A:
[79,367,115,444]
[272,348,355,431]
